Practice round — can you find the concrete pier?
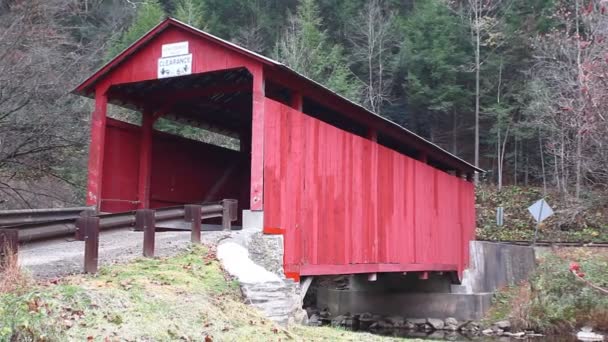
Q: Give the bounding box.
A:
[314,241,536,320]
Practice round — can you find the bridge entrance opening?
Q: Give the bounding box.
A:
[98,67,253,214]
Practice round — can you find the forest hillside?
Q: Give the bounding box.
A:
[0,0,607,239]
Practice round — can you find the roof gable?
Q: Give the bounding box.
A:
[73,18,274,96]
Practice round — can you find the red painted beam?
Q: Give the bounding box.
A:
[137,111,154,209]
[250,68,265,210]
[290,90,303,112]
[108,83,251,109]
[263,226,284,235]
[86,87,108,208]
[298,263,458,276]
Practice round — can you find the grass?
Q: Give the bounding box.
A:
[486,248,608,334]
[0,245,415,341]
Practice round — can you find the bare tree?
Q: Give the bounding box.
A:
[347,0,397,115]
[0,0,104,208]
[461,0,506,182]
[529,0,608,198]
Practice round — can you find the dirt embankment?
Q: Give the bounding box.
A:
[1,246,410,341]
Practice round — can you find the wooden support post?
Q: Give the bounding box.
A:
[221,199,238,231]
[366,128,378,142]
[250,69,265,210]
[290,90,303,112]
[137,110,154,209]
[0,229,18,268]
[75,209,97,241]
[86,88,108,209]
[418,271,429,280]
[83,217,100,274]
[222,202,232,232]
[418,151,428,164]
[185,205,202,244]
[136,209,156,257]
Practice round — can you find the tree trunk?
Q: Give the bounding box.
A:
[514,137,518,186]
[452,111,458,155]
[474,3,481,183]
[575,133,582,199]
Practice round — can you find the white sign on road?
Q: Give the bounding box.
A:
[528,198,554,223]
[158,54,192,79]
[162,41,189,57]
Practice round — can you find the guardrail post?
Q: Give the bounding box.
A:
[137,209,156,257]
[221,199,237,231]
[222,199,238,231]
[75,209,97,241]
[184,205,202,244]
[83,216,100,274]
[0,229,18,269]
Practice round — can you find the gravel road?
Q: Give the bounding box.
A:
[18,227,236,278]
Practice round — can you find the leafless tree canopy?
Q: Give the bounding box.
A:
[530,0,608,197]
[0,0,129,208]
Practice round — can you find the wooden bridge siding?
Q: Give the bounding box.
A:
[101,118,248,213]
[101,119,141,212]
[148,131,248,209]
[263,99,476,278]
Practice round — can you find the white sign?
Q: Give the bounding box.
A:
[162,41,189,57]
[528,198,554,223]
[158,54,192,78]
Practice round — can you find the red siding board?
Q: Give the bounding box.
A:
[263,99,476,280]
[101,119,249,214]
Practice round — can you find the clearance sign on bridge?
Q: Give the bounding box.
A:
[157,41,192,78]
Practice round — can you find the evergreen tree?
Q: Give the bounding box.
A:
[174,0,205,28]
[105,0,165,60]
[275,0,360,100]
[401,0,472,143]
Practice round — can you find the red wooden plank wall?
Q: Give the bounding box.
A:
[101,118,249,213]
[149,131,249,210]
[101,119,140,212]
[263,99,476,279]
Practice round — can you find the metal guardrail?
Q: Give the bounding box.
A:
[478,239,608,248]
[1,200,239,274]
[0,207,93,227]
[0,200,238,243]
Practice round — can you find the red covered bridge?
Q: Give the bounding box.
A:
[73,18,482,282]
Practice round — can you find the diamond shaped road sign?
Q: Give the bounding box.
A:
[528,198,554,223]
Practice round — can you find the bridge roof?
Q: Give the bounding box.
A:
[73,18,482,174]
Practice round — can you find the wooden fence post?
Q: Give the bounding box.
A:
[0,229,18,268]
[184,205,202,244]
[221,199,237,231]
[137,209,156,257]
[75,209,97,241]
[83,216,100,274]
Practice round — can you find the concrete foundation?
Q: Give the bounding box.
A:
[314,241,536,321]
[317,288,493,321]
[215,210,307,326]
[460,241,537,294]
